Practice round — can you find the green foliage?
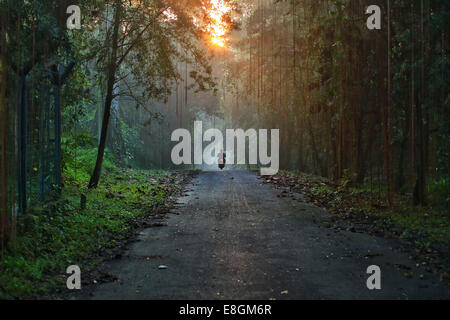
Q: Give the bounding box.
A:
[62,133,117,185]
[0,168,182,299]
[386,207,450,246]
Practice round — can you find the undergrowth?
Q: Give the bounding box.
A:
[0,163,183,299]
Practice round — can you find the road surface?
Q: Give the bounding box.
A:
[84,171,449,300]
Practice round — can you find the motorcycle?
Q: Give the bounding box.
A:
[218,152,226,170]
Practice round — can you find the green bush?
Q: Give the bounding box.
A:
[62,132,118,185]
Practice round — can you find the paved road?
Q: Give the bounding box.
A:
[86,171,448,300]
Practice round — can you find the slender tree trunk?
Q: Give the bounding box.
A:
[54,84,62,187]
[49,62,75,189]
[397,133,408,191]
[39,85,49,201]
[0,10,8,248]
[97,87,103,143]
[414,0,427,205]
[18,71,27,214]
[89,1,121,189]
[385,0,394,207]
[410,1,416,200]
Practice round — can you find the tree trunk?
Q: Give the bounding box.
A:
[18,71,27,214]
[384,0,394,207]
[414,0,427,206]
[49,62,75,190]
[410,1,416,201]
[0,10,8,248]
[54,84,62,188]
[89,1,121,189]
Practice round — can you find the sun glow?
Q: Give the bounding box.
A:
[211,36,226,48]
[204,0,232,48]
[163,8,178,21]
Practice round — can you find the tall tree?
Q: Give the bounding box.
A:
[88,0,218,188]
[0,3,8,248]
[384,0,394,206]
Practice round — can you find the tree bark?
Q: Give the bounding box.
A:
[50,62,75,189]
[17,71,27,214]
[0,8,8,248]
[413,0,427,206]
[89,1,121,189]
[384,0,394,207]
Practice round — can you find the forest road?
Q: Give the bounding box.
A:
[85,170,449,300]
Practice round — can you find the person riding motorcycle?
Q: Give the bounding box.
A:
[217,151,226,170]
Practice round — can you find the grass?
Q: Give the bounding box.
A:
[386,207,450,245]
[0,167,183,299]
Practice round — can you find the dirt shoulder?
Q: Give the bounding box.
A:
[261,171,450,282]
